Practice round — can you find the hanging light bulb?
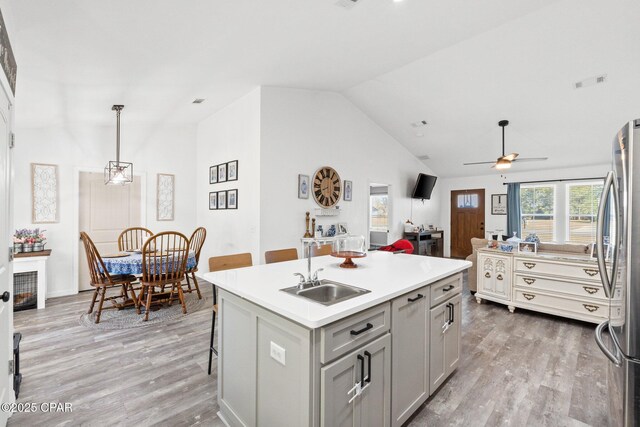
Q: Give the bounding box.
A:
[495,157,512,170]
[105,105,133,185]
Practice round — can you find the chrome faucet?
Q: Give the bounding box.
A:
[294,240,324,289]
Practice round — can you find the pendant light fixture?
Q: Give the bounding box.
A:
[104,105,133,185]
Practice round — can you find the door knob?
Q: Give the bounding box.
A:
[1,291,9,302]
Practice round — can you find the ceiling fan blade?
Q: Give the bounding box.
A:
[512,157,548,163]
[463,161,498,165]
[503,153,519,161]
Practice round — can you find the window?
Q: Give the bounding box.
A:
[370,194,389,231]
[520,185,556,241]
[567,182,603,243]
[457,194,479,208]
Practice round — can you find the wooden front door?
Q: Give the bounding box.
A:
[78,172,141,291]
[450,189,485,259]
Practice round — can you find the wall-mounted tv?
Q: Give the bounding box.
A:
[411,174,437,200]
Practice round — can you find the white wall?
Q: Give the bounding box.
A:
[195,88,261,265]
[438,163,610,257]
[13,123,198,297]
[259,87,439,262]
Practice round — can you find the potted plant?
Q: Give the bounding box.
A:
[33,228,46,252]
[12,229,26,253]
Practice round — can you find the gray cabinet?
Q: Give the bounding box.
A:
[429,293,462,395]
[391,287,429,427]
[321,334,391,427]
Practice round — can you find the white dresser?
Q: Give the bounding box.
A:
[475,248,613,323]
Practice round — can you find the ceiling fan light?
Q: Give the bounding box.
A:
[495,158,511,170]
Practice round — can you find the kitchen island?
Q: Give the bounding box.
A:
[202,251,471,427]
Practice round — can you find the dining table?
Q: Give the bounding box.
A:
[102,250,197,276]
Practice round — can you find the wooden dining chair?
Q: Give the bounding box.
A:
[181,227,206,299]
[138,231,190,321]
[208,252,253,375]
[264,248,298,264]
[311,244,332,257]
[80,232,138,324]
[118,227,153,251]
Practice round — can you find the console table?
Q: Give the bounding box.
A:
[474,248,612,323]
[403,230,444,257]
[13,250,51,310]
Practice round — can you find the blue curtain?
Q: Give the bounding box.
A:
[506,183,521,239]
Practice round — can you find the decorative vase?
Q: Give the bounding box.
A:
[13,243,22,254]
[23,243,34,253]
[33,243,44,252]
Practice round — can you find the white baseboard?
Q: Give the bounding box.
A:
[47,289,78,298]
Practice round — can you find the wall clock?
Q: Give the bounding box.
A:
[313,166,341,207]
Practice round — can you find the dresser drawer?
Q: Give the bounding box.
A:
[320,302,390,364]
[514,258,601,282]
[513,289,607,321]
[514,274,607,301]
[430,273,462,308]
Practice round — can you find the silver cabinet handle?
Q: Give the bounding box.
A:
[595,320,621,366]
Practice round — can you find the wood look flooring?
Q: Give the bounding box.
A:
[9,276,607,426]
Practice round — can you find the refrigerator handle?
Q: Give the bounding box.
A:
[595,320,622,366]
[596,171,616,298]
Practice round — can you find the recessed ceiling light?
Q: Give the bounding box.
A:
[192,98,205,104]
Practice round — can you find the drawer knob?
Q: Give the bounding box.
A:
[350,323,373,336]
[485,272,491,278]
[523,262,536,269]
[496,274,504,281]
[523,278,536,285]
[523,293,535,301]
[583,286,599,295]
[583,304,599,312]
[583,268,599,277]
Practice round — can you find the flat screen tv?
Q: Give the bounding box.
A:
[411,173,437,200]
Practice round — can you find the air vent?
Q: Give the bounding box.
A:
[192,98,205,104]
[411,120,428,128]
[418,155,430,160]
[335,0,362,10]
[574,74,607,90]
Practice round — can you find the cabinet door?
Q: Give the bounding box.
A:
[493,257,511,299]
[479,255,495,294]
[444,294,462,376]
[391,290,429,426]
[359,334,391,427]
[320,351,360,427]
[429,302,447,395]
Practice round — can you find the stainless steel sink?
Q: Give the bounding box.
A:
[280,279,370,306]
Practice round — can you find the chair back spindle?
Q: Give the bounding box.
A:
[142,232,189,283]
[188,227,207,272]
[118,227,154,252]
[80,232,111,285]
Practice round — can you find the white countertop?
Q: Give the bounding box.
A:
[201,251,471,328]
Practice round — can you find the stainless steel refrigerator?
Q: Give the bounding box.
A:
[595,119,640,427]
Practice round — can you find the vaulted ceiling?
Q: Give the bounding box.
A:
[7,0,637,177]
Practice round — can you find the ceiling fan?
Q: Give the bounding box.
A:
[463,120,548,170]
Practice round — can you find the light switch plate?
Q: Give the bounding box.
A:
[270,341,286,366]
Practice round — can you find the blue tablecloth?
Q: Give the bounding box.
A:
[103,251,197,276]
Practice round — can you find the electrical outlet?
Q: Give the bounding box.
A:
[270,341,286,366]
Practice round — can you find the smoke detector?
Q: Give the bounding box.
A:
[574,74,607,89]
[335,0,362,10]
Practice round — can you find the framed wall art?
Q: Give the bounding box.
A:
[209,165,218,184]
[344,180,353,201]
[227,160,238,181]
[156,173,175,221]
[491,194,507,215]
[227,189,238,209]
[31,163,59,223]
[298,174,309,199]
[217,190,227,209]
[218,163,227,183]
[209,192,218,210]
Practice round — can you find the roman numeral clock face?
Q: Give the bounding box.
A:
[313,166,341,208]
